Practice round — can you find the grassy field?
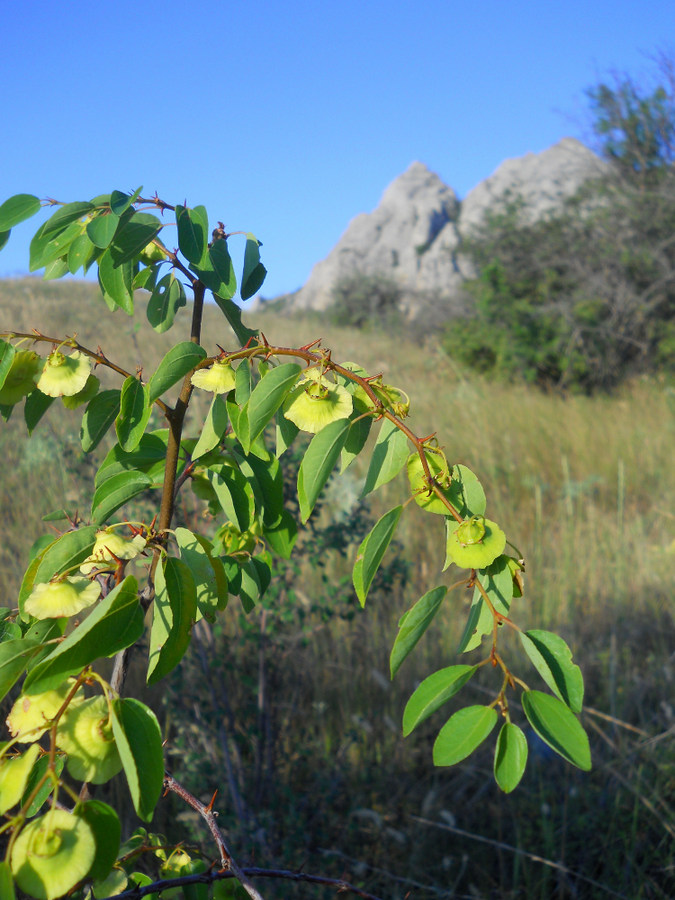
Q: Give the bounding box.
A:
[0,278,673,899]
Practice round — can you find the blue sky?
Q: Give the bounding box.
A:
[1,0,672,299]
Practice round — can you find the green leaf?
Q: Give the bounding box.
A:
[242,362,302,453]
[41,201,94,237]
[192,395,229,460]
[275,407,299,456]
[263,508,298,559]
[182,860,209,900]
[0,193,40,230]
[79,800,121,881]
[0,639,41,702]
[98,248,134,314]
[96,433,172,485]
[146,271,186,333]
[0,860,16,900]
[34,525,98,585]
[212,292,258,346]
[80,389,121,452]
[362,418,410,497]
[390,585,447,677]
[86,211,120,249]
[110,187,142,216]
[116,377,151,452]
[176,204,208,264]
[433,705,499,766]
[21,753,65,817]
[148,342,206,403]
[208,237,237,297]
[494,722,528,793]
[23,576,143,694]
[110,212,161,265]
[205,466,255,532]
[341,411,373,472]
[0,230,9,252]
[297,418,351,522]
[68,231,98,273]
[0,339,16,392]
[91,469,154,524]
[353,505,403,606]
[238,450,283,527]
[241,233,267,299]
[402,665,477,736]
[457,555,513,653]
[449,464,487,518]
[520,630,584,713]
[175,527,228,622]
[521,690,591,770]
[24,389,54,434]
[147,557,197,685]
[111,697,164,822]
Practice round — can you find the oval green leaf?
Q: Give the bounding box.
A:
[362,418,410,497]
[402,664,477,736]
[79,800,121,881]
[0,193,40,230]
[242,362,302,453]
[147,271,187,333]
[494,722,528,793]
[353,505,403,607]
[34,525,97,585]
[241,233,267,299]
[520,630,584,713]
[147,557,197,685]
[521,690,591,771]
[433,705,498,766]
[176,204,208,264]
[390,586,447,677]
[148,342,206,403]
[91,469,154,524]
[111,698,164,822]
[297,418,351,522]
[86,211,120,249]
[116,377,151,452]
[81,389,121,452]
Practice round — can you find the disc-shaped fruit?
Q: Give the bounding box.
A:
[24,576,101,620]
[0,349,40,405]
[7,682,83,743]
[56,696,122,785]
[37,350,91,398]
[11,809,96,900]
[0,744,41,814]
[446,516,506,569]
[406,450,452,515]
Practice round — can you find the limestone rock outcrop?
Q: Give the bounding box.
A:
[284,138,604,317]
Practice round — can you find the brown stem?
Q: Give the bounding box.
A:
[163,775,265,900]
[95,865,385,900]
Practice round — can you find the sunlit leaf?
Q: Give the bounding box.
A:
[0,193,40,230]
[86,211,120,249]
[147,557,197,685]
[362,418,409,497]
[390,585,446,677]
[111,698,164,822]
[147,271,186,333]
[98,248,134,314]
[520,630,584,713]
[116,376,151,452]
[176,204,208,264]
[110,211,161,265]
[91,469,154,524]
[81,389,121,452]
[402,665,477,736]
[148,341,206,403]
[494,722,528,793]
[241,233,267,299]
[297,418,350,522]
[110,187,142,216]
[192,395,229,459]
[353,505,403,607]
[241,362,302,453]
[433,705,498,766]
[263,509,298,559]
[522,690,591,770]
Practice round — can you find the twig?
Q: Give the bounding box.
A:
[163,774,265,900]
[94,865,385,900]
[410,815,631,900]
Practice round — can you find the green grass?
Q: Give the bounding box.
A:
[1,278,673,898]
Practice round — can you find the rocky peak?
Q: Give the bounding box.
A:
[285,139,604,317]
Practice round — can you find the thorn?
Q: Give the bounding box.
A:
[299,337,322,352]
[205,790,218,813]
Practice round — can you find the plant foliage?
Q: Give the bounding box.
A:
[0,187,590,899]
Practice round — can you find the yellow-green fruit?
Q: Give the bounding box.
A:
[0,350,40,405]
[446,516,506,570]
[11,809,96,900]
[0,743,41,814]
[56,696,122,785]
[406,451,453,515]
[283,378,352,433]
[37,350,91,398]
[7,682,83,743]
[61,373,100,410]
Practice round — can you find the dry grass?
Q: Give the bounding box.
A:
[1,279,673,898]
